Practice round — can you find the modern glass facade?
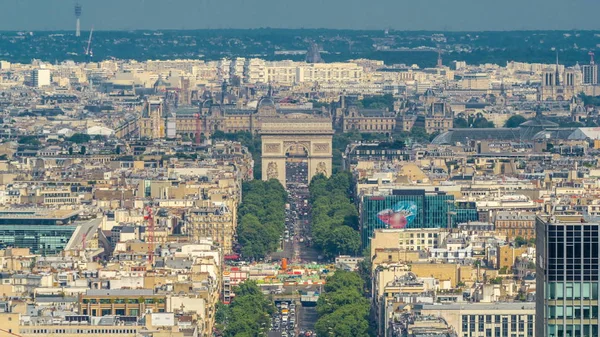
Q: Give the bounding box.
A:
[455,201,479,224]
[360,190,454,248]
[0,225,75,255]
[536,220,600,337]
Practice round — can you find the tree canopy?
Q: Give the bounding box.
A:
[358,94,395,111]
[315,271,370,337]
[67,133,91,144]
[237,179,287,260]
[454,115,495,128]
[504,115,527,128]
[218,281,275,337]
[309,172,361,257]
[18,135,41,146]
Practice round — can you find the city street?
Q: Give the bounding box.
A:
[265,160,319,336]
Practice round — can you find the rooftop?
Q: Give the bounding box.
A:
[85,289,155,297]
[417,302,535,311]
[0,208,81,220]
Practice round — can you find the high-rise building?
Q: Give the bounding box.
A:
[74,3,82,37]
[582,64,598,85]
[31,69,51,87]
[536,218,600,337]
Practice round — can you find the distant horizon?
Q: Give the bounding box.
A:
[2,28,600,33]
[2,0,600,31]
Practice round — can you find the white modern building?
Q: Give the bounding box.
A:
[32,69,51,87]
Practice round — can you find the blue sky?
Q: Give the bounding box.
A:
[1,0,599,31]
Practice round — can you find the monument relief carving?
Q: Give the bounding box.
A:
[267,162,279,180]
[316,162,327,175]
[313,143,330,153]
[264,143,281,153]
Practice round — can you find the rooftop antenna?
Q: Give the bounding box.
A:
[74,3,82,37]
[589,51,595,65]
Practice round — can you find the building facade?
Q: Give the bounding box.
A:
[495,211,536,240]
[79,289,167,317]
[424,101,454,134]
[416,303,535,337]
[186,205,235,254]
[536,219,600,337]
[360,190,455,248]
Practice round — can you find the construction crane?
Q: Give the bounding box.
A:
[589,51,595,65]
[143,205,155,264]
[84,26,94,60]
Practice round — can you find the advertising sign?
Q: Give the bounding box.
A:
[376,201,417,229]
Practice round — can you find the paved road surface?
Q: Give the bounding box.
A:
[267,160,320,336]
[297,303,318,334]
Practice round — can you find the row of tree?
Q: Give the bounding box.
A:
[309,172,361,257]
[216,281,275,337]
[237,179,287,260]
[454,116,495,128]
[315,270,371,337]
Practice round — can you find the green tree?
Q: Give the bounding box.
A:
[236,179,287,260]
[504,115,527,128]
[222,281,275,337]
[309,172,363,258]
[323,270,364,293]
[68,147,74,155]
[472,117,494,128]
[315,303,370,337]
[79,145,87,155]
[514,236,528,248]
[18,136,41,146]
[67,133,91,144]
[326,226,361,256]
[315,271,370,337]
[454,117,469,128]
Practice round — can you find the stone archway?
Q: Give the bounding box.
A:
[260,117,333,188]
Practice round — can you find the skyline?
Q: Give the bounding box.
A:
[2,0,600,31]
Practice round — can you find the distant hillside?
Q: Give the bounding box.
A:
[0,29,598,66]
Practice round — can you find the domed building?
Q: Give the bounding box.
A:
[153,76,170,93]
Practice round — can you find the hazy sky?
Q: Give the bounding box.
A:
[1,0,600,31]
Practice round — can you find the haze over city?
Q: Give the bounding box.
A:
[3,1,600,337]
[2,0,600,31]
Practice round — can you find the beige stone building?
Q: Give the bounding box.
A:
[186,203,235,253]
[495,211,536,240]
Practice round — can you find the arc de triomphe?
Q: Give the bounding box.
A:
[260,114,333,187]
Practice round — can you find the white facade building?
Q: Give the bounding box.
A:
[32,69,51,87]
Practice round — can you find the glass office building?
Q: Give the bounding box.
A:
[454,201,480,224]
[536,219,600,337]
[360,189,455,248]
[0,225,76,255]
